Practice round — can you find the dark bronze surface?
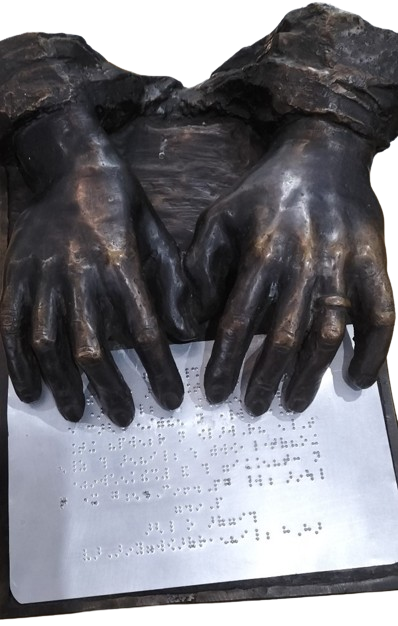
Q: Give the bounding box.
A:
[0,3,396,424]
[1,2,398,620]
[186,117,394,414]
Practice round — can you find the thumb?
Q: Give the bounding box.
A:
[133,188,198,342]
[185,202,236,323]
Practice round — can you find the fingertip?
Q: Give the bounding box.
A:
[244,382,275,417]
[347,349,378,389]
[245,398,268,417]
[159,390,184,411]
[346,363,377,390]
[15,385,42,404]
[106,393,135,427]
[205,384,229,405]
[165,374,185,409]
[204,365,235,404]
[282,377,317,414]
[7,356,43,404]
[61,402,85,423]
[93,387,135,428]
[109,407,135,428]
[282,394,311,414]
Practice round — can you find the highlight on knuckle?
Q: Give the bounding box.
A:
[32,332,56,354]
[356,248,384,279]
[75,345,103,367]
[272,328,298,351]
[372,308,396,328]
[253,232,285,264]
[319,321,345,347]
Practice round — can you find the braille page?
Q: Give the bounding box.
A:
[8,334,398,604]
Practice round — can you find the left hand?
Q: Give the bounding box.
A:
[1,104,196,426]
[186,118,395,415]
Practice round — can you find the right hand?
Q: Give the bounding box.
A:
[186,118,395,415]
[1,105,197,426]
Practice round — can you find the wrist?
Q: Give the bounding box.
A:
[14,102,121,191]
[268,117,376,173]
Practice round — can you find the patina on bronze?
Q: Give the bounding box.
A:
[0,3,396,426]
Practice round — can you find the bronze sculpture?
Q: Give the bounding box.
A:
[0,3,395,426]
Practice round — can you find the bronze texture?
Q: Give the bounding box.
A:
[0,4,395,425]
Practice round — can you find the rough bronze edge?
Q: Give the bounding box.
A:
[0,188,397,616]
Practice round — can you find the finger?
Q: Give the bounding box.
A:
[70,277,135,427]
[244,270,314,416]
[0,267,41,402]
[283,243,348,412]
[31,279,85,422]
[204,255,280,404]
[283,304,346,412]
[108,257,184,411]
[348,261,395,388]
[185,205,236,321]
[134,194,198,341]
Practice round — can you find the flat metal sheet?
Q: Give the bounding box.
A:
[8,333,398,604]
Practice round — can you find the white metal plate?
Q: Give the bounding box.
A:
[8,333,398,603]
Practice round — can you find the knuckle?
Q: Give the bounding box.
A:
[253,232,285,263]
[0,308,19,335]
[319,321,345,347]
[369,284,395,328]
[32,332,56,354]
[372,308,396,328]
[75,345,103,366]
[135,325,161,348]
[360,261,379,280]
[355,248,385,278]
[219,315,250,338]
[272,328,299,351]
[320,242,347,273]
